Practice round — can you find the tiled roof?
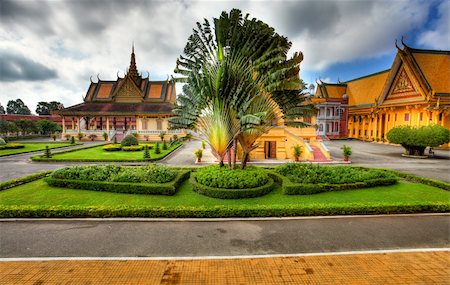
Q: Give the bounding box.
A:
[345,70,390,107]
[56,103,174,116]
[410,51,450,94]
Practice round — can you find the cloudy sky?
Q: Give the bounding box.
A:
[0,0,448,113]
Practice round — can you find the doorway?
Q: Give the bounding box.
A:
[264,141,277,159]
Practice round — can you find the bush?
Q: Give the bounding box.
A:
[191,174,274,199]
[387,125,450,156]
[195,165,269,189]
[44,145,52,158]
[88,134,97,141]
[143,145,150,160]
[102,144,122,151]
[194,148,203,160]
[70,136,75,144]
[121,134,139,146]
[341,145,352,156]
[77,133,84,140]
[162,140,168,150]
[4,143,25,149]
[50,164,178,184]
[51,133,57,141]
[155,142,161,154]
[65,134,71,141]
[273,164,398,195]
[0,138,5,145]
[122,145,144,151]
[103,132,108,141]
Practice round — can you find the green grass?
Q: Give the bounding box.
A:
[35,143,181,161]
[0,179,448,213]
[0,142,77,156]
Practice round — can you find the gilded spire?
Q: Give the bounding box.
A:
[128,43,140,82]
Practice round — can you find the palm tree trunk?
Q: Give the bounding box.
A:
[227,148,232,168]
[240,152,249,169]
[232,139,237,169]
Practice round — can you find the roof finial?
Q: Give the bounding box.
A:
[128,42,140,83]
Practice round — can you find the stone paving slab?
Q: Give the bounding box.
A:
[1,251,449,284]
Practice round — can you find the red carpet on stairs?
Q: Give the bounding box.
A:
[311,146,329,162]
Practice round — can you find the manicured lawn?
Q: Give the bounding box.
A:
[0,142,77,156]
[35,143,181,161]
[0,179,448,217]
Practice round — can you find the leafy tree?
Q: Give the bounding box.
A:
[36,119,61,135]
[155,142,161,154]
[15,119,38,135]
[0,120,18,135]
[387,125,450,156]
[0,103,5,114]
[170,9,315,168]
[43,146,52,158]
[6,99,31,115]
[36,101,62,115]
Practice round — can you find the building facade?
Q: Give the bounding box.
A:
[56,46,182,141]
[315,43,449,143]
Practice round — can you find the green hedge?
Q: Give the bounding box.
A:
[44,170,190,196]
[0,171,53,191]
[267,171,398,195]
[190,173,274,199]
[0,202,448,218]
[387,170,450,191]
[102,144,122,151]
[122,145,144,151]
[194,165,269,189]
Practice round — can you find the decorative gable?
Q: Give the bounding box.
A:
[112,76,144,103]
[384,66,423,103]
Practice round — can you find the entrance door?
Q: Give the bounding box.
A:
[264,141,277,159]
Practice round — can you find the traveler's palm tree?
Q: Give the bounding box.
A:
[170,9,316,167]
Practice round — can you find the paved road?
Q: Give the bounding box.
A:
[1,215,448,257]
[324,140,450,182]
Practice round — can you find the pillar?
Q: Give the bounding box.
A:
[62,116,66,134]
[77,117,81,133]
[71,117,75,130]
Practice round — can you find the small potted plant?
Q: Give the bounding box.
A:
[292,144,302,162]
[185,133,193,142]
[341,144,352,161]
[201,140,206,149]
[88,134,97,141]
[102,132,108,141]
[144,135,149,142]
[159,131,166,141]
[194,148,203,163]
[65,134,71,141]
[50,133,57,141]
[70,136,75,144]
[77,132,84,141]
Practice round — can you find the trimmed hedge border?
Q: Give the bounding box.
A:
[0,203,448,218]
[44,169,191,196]
[267,171,398,195]
[388,170,450,191]
[190,173,275,199]
[0,142,82,157]
[32,143,182,162]
[0,170,53,191]
[31,143,107,161]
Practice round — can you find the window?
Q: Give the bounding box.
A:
[419,112,423,121]
[319,124,323,131]
[387,114,390,122]
[364,130,367,136]
[353,116,356,123]
[404,113,409,121]
[353,129,355,135]
[394,114,397,121]
[439,113,443,121]
[335,122,339,132]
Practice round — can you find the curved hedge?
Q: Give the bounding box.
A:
[191,173,274,199]
[194,165,269,189]
[102,144,122,151]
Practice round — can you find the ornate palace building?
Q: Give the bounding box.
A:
[56,46,181,141]
[315,43,449,142]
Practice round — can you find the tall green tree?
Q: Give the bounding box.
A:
[6,99,31,115]
[15,119,38,135]
[0,120,18,135]
[36,119,61,135]
[36,101,62,115]
[170,9,315,167]
[0,103,5,114]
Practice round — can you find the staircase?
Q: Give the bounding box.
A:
[311,146,329,162]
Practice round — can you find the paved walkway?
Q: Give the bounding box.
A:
[1,251,448,284]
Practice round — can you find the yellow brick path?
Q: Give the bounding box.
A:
[1,251,449,284]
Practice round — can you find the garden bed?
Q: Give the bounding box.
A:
[272,163,398,195]
[45,165,190,195]
[31,142,181,162]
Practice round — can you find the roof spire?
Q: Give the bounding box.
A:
[128,42,140,83]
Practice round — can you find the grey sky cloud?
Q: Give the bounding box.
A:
[0,51,58,82]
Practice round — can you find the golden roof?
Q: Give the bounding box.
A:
[345,70,390,107]
[411,51,450,94]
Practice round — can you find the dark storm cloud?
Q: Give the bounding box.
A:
[276,0,374,37]
[0,51,57,82]
[0,0,55,35]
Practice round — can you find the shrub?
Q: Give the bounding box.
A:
[88,134,97,141]
[159,131,166,141]
[194,148,203,160]
[102,144,122,151]
[102,132,108,141]
[387,125,450,156]
[65,134,71,141]
[341,145,352,156]
[173,134,178,141]
[4,143,25,149]
[292,145,302,160]
[44,146,52,158]
[202,140,206,149]
[0,138,6,145]
[121,134,139,146]
[70,136,75,144]
[276,163,396,185]
[122,145,144,151]
[143,145,150,160]
[155,142,161,154]
[77,132,84,140]
[162,140,168,150]
[195,165,269,189]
